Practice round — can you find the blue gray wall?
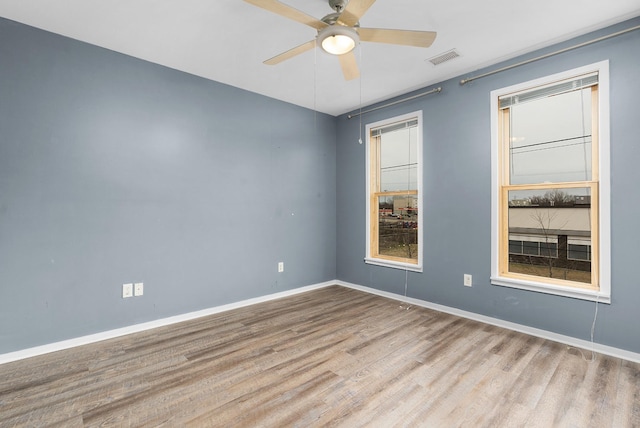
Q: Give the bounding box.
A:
[0,18,337,354]
[336,17,640,354]
[2,14,638,357]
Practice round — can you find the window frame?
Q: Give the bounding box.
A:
[490,61,611,303]
[365,111,424,272]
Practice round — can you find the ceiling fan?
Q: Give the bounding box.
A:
[244,0,437,80]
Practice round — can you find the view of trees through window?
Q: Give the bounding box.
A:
[508,188,592,284]
[377,195,418,260]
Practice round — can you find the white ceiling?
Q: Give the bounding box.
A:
[0,0,638,116]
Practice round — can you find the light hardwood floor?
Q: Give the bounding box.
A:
[1,285,638,427]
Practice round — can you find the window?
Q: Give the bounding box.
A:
[365,111,423,271]
[491,61,610,302]
[568,240,591,261]
[509,237,558,258]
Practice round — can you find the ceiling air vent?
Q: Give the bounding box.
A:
[427,49,460,66]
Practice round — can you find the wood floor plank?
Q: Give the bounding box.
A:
[565,353,620,427]
[527,349,591,426]
[475,340,566,427]
[0,285,638,427]
[613,360,640,427]
[447,366,521,427]
[400,337,504,425]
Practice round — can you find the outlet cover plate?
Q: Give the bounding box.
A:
[123,283,133,298]
[134,282,144,296]
[463,274,472,287]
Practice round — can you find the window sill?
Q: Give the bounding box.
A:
[491,275,610,304]
[364,257,423,272]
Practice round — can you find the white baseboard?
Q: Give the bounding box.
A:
[3,279,639,365]
[336,280,640,364]
[0,281,334,365]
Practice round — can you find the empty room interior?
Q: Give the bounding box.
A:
[1,0,640,426]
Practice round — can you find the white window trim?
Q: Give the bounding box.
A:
[365,110,424,272]
[490,61,611,303]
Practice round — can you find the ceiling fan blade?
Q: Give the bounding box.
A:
[358,28,437,48]
[244,0,328,30]
[264,40,317,65]
[338,0,377,26]
[338,51,360,81]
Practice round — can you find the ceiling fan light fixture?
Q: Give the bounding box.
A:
[318,26,359,55]
[322,34,355,55]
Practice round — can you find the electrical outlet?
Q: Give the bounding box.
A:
[278,262,284,273]
[463,274,472,287]
[134,282,144,296]
[122,283,133,298]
